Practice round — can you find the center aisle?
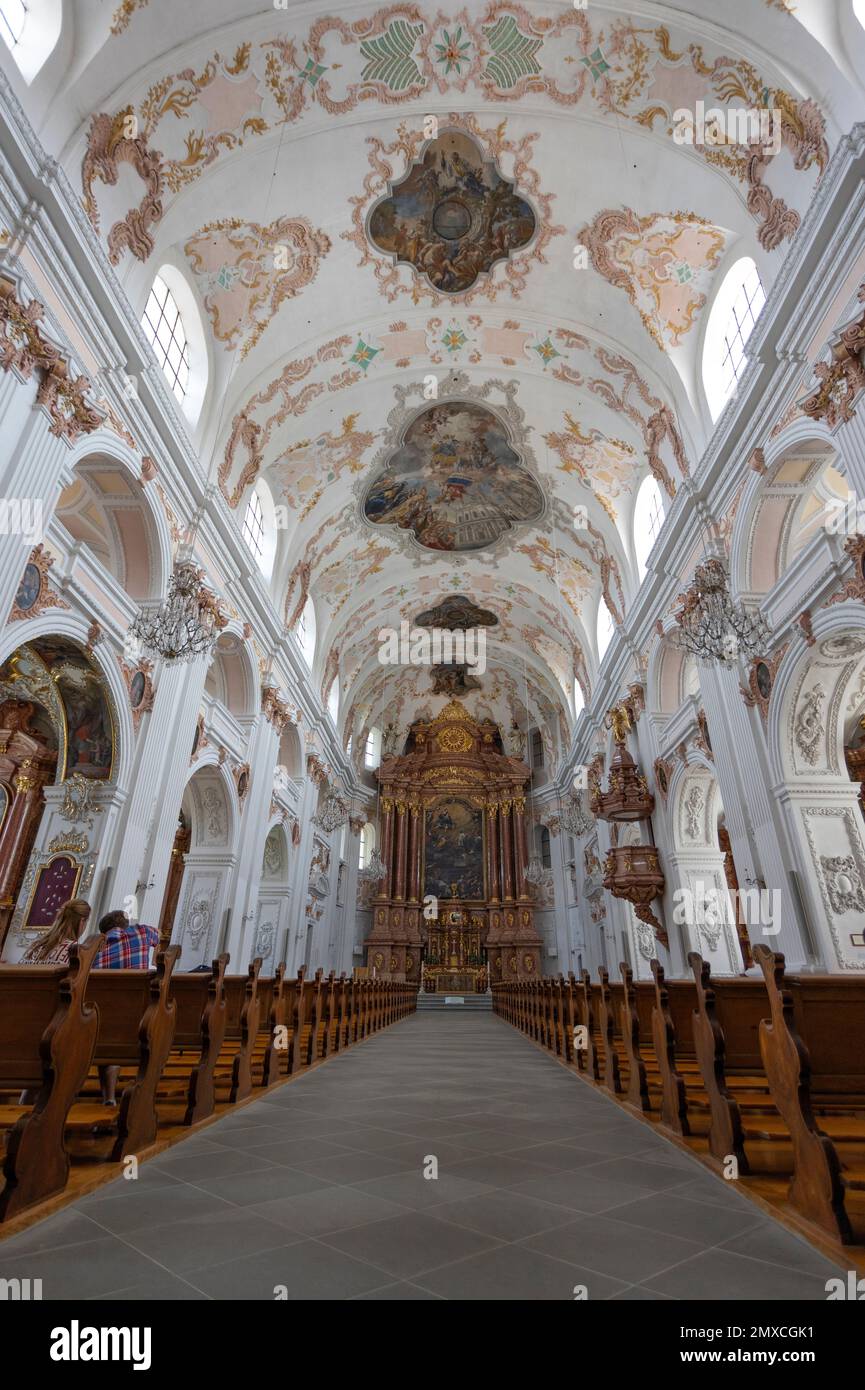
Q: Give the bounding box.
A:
[0,1012,845,1300]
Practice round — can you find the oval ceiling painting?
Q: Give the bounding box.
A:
[367,130,536,295]
[363,400,544,552]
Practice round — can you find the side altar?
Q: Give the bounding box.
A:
[363,700,542,984]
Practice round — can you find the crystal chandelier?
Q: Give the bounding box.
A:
[312,785,350,835]
[127,558,226,664]
[561,793,594,838]
[358,848,386,885]
[674,557,770,666]
[523,854,547,886]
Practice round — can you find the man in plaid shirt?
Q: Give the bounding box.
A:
[96,909,159,969]
[95,910,160,1103]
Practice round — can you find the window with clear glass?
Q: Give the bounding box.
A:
[573,679,585,719]
[0,0,27,46]
[597,602,615,661]
[242,488,265,563]
[703,257,766,419]
[141,274,190,403]
[531,728,544,769]
[634,475,665,580]
[364,727,381,770]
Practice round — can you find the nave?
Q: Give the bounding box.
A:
[0,1012,845,1301]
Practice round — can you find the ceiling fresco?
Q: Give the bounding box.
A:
[362,399,544,552]
[53,0,864,752]
[366,128,536,295]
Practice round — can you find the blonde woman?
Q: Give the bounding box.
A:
[22,898,91,965]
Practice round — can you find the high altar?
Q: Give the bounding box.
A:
[364,700,542,985]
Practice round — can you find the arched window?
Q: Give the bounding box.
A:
[142,274,190,404]
[530,727,544,770]
[0,1,60,82]
[702,256,766,420]
[242,488,264,562]
[573,678,585,719]
[597,602,614,662]
[296,596,316,667]
[634,475,665,580]
[535,825,552,869]
[358,823,375,871]
[364,726,382,770]
[855,0,865,29]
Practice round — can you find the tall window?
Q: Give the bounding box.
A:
[530,727,544,770]
[296,596,316,667]
[703,257,766,420]
[364,726,382,770]
[855,0,865,29]
[536,825,552,869]
[242,488,264,563]
[634,475,665,580]
[573,678,585,719]
[141,274,190,404]
[358,823,375,871]
[327,679,339,722]
[597,602,614,662]
[0,0,27,47]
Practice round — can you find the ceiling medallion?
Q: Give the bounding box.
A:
[367,129,536,296]
[363,397,543,553]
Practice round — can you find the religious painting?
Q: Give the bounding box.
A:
[367,130,536,295]
[423,798,485,901]
[129,670,146,709]
[363,401,544,552]
[24,854,82,927]
[415,594,498,631]
[15,563,41,614]
[30,637,114,780]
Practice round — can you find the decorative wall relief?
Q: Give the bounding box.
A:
[684,785,705,841]
[794,682,826,766]
[820,856,865,916]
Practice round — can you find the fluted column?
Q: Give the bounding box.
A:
[394,800,408,900]
[501,797,515,901]
[513,794,529,900]
[486,802,500,902]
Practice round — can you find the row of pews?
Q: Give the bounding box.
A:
[493,945,865,1254]
[0,943,417,1224]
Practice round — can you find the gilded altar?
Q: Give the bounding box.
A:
[364,700,542,984]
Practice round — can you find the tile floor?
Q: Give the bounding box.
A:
[0,1012,847,1300]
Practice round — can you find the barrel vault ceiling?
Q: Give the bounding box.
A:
[42,0,865,770]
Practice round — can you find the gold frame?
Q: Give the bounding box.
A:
[22,853,84,930]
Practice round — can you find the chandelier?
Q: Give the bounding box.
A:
[312,786,350,835]
[358,848,386,885]
[523,855,548,886]
[673,557,770,666]
[128,559,226,664]
[560,793,594,838]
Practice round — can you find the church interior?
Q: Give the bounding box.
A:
[1,0,865,1320]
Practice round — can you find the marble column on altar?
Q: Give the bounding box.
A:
[394,801,408,900]
[407,801,420,902]
[513,795,529,900]
[501,797,515,901]
[379,798,395,899]
[486,801,500,902]
[0,755,52,951]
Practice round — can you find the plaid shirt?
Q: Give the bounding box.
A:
[96,923,159,969]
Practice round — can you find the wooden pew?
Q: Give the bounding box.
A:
[0,938,101,1220]
[84,947,180,1160]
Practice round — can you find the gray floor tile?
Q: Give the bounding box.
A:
[247,1186,413,1237]
[0,1235,166,1301]
[186,1238,394,1300]
[520,1212,704,1281]
[414,1243,629,1301]
[642,1247,835,1300]
[427,1190,578,1242]
[122,1208,305,1275]
[321,1210,501,1279]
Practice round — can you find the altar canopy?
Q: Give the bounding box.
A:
[364,700,542,983]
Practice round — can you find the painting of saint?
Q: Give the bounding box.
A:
[30,636,114,780]
[368,130,536,295]
[423,799,485,901]
[363,400,544,552]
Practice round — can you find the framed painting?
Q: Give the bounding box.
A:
[423,798,485,901]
